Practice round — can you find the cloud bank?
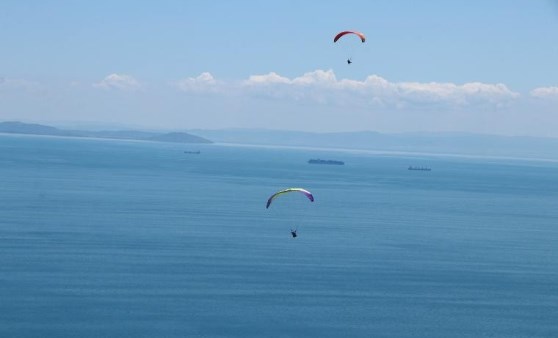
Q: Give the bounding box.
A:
[177,69,520,108]
[2,71,557,136]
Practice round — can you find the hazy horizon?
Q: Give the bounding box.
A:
[7,119,558,141]
[6,120,558,163]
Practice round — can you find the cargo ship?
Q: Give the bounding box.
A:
[408,166,431,171]
[308,159,344,165]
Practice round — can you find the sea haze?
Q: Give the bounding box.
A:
[1,134,557,338]
[190,128,558,161]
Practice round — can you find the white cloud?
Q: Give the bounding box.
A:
[94,74,141,91]
[240,69,519,107]
[241,70,339,102]
[175,72,221,93]
[530,86,558,99]
[392,81,519,105]
[244,72,290,85]
[243,69,338,87]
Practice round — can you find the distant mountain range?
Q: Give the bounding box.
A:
[3,121,558,160]
[0,121,212,144]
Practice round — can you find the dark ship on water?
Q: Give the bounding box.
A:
[308,159,344,165]
[408,166,431,171]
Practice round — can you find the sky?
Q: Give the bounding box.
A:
[1,0,558,136]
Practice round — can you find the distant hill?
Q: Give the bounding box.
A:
[76,130,160,140]
[0,121,213,144]
[148,132,212,144]
[0,121,79,137]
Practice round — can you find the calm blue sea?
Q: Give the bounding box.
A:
[1,134,558,338]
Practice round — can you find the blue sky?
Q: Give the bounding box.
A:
[1,0,558,135]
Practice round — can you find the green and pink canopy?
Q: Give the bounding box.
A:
[266,188,314,209]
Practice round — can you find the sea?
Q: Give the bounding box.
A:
[1,134,557,338]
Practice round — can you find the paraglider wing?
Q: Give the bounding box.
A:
[266,188,314,209]
[334,31,366,43]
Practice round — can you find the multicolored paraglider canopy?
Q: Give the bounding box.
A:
[266,188,314,209]
[334,31,366,43]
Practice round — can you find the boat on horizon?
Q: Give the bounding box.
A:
[408,166,431,171]
[308,159,344,165]
[184,150,200,154]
